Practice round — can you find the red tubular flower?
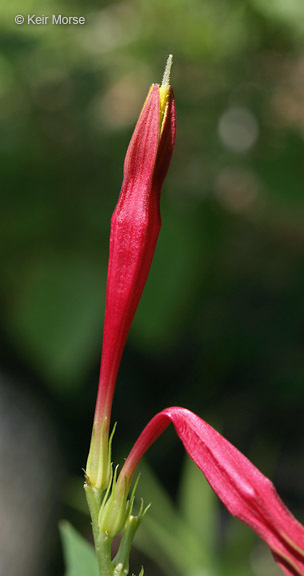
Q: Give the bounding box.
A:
[86,57,176,489]
[84,58,304,576]
[118,407,304,576]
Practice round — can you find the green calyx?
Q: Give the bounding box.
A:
[98,465,129,536]
[86,419,116,491]
[84,424,149,576]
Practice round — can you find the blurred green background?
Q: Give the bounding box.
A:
[0,0,303,575]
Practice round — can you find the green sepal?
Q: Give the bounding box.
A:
[99,466,129,536]
[86,419,116,491]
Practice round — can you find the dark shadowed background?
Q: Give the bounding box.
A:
[0,1,303,575]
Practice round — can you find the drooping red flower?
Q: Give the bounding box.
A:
[86,58,176,489]
[118,407,304,576]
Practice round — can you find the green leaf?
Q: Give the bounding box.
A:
[59,520,99,576]
[134,461,214,576]
[178,455,218,557]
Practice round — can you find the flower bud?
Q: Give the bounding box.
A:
[86,56,176,489]
[98,467,129,536]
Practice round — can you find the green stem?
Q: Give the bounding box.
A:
[85,483,114,576]
[95,533,113,576]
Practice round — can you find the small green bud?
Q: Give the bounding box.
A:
[112,498,150,575]
[98,468,129,536]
